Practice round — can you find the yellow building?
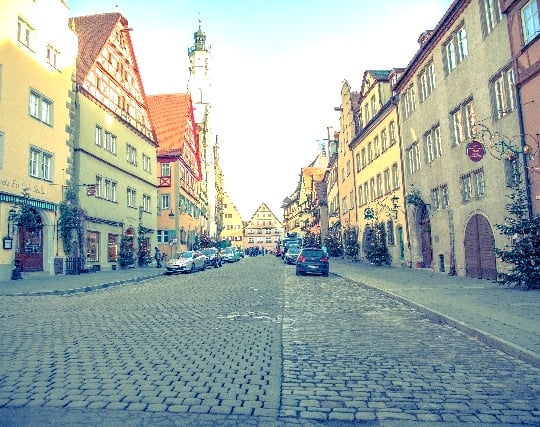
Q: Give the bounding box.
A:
[350,69,409,267]
[335,81,361,255]
[70,12,158,270]
[221,192,244,249]
[0,0,77,278]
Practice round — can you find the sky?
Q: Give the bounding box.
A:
[67,0,453,221]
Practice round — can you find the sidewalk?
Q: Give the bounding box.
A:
[329,257,540,368]
[0,258,538,367]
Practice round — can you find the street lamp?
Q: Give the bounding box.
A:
[391,195,399,220]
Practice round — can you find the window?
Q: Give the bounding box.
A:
[108,234,118,262]
[406,142,421,174]
[376,174,383,198]
[363,182,369,204]
[46,44,60,69]
[341,196,348,214]
[95,126,102,146]
[95,175,102,198]
[384,168,391,195]
[461,173,472,203]
[127,187,136,208]
[161,162,171,177]
[381,128,388,152]
[418,62,436,102]
[355,153,361,172]
[444,26,468,74]
[389,121,396,145]
[451,99,475,146]
[391,163,399,190]
[522,0,540,45]
[441,184,449,208]
[480,0,502,36]
[346,159,351,176]
[126,144,137,165]
[361,148,367,168]
[17,18,35,50]
[431,187,441,210]
[157,230,169,244]
[160,194,170,210]
[425,125,442,163]
[370,178,376,201]
[364,104,370,123]
[370,96,376,117]
[358,185,364,206]
[474,168,486,198]
[374,136,380,157]
[349,190,355,208]
[86,231,99,262]
[143,194,151,213]
[104,131,116,153]
[492,66,516,119]
[368,142,373,163]
[142,153,151,173]
[29,147,53,181]
[29,90,53,125]
[402,84,417,119]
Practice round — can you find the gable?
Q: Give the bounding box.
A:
[148,93,203,181]
[71,13,155,144]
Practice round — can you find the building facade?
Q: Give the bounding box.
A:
[0,0,77,279]
[350,69,409,267]
[148,93,203,255]
[70,12,158,271]
[220,192,244,249]
[394,0,521,278]
[501,0,540,215]
[243,203,283,253]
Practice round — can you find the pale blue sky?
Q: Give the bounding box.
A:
[68,0,453,220]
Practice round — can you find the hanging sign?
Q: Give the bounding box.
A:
[364,208,374,220]
[466,140,485,162]
[86,184,96,196]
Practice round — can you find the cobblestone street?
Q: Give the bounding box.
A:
[0,256,539,426]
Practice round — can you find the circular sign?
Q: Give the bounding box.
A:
[466,140,485,162]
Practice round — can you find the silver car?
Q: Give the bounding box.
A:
[165,250,207,274]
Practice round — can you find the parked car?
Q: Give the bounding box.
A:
[201,248,222,268]
[295,247,329,276]
[284,245,301,264]
[165,250,207,274]
[222,247,240,263]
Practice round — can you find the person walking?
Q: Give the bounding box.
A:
[154,247,162,268]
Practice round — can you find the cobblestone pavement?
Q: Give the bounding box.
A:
[0,256,538,426]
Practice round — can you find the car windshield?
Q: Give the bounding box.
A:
[180,252,193,259]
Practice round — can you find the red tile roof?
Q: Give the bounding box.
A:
[70,13,126,85]
[147,94,191,154]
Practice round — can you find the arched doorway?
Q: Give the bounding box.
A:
[419,204,433,268]
[15,209,43,272]
[464,214,497,280]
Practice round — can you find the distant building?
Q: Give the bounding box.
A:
[220,192,244,248]
[243,203,283,253]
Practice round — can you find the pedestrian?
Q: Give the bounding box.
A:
[154,247,162,268]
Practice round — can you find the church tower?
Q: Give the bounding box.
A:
[187,22,217,239]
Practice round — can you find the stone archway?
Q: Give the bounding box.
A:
[464,214,497,280]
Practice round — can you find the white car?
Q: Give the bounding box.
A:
[165,251,207,274]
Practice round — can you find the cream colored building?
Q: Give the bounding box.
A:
[244,203,283,253]
[0,0,77,279]
[394,1,520,279]
[70,12,158,270]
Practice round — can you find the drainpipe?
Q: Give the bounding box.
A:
[515,86,534,219]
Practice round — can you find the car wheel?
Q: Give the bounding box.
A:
[323,271,329,277]
[190,263,195,273]
[295,270,301,276]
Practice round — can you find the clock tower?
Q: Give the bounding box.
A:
[187,22,216,239]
